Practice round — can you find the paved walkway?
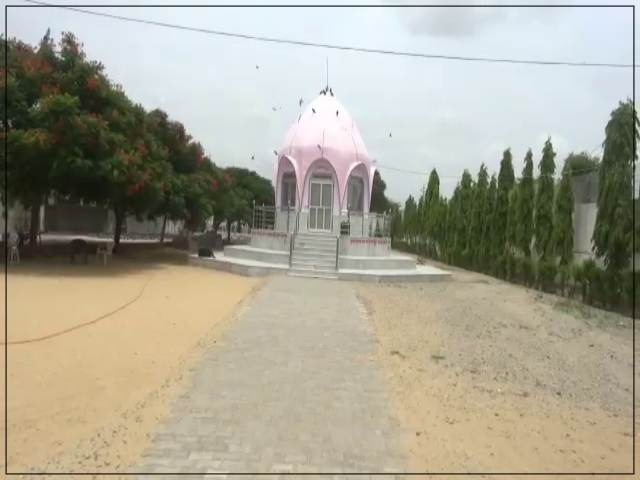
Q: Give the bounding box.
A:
[136,276,407,477]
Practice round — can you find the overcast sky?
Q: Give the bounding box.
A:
[4,1,636,203]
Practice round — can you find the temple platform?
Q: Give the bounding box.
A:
[188,249,451,283]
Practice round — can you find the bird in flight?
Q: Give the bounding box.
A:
[251,155,255,161]
[389,133,393,138]
[255,65,259,69]
[336,110,339,117]
[272,106,282,112]
[312,108,316,114]
[273,150,278,156]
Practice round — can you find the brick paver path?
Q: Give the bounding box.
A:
[136,276,407,477]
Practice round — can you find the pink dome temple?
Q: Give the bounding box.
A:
[274,90,376,232]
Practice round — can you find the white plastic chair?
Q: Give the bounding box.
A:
[96,241,114,266]
[8,233,20,265]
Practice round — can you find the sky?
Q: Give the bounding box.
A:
[3,0,637,203]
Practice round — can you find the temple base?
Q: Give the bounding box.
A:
[188,247,451,283]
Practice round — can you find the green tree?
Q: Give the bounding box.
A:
[402,194,418,245]
[554,165,574,266]
[493,148,515,258]
[370,170,390,213]
[593,99,639,273]
[480,174,497,270]
[535,138,556,260]
[423,169,440,253]
[468,164,488,266]
[5,31,60,245]
[389,202,403,245]
[563,151,600,177]
[507,182,520,252]
[456,170,474,264]
[517,149,535,257]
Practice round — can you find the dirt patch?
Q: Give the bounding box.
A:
[354,266,636,478]
[1,250,261,476]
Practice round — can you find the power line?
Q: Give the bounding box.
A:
[20,0,638,69]
[374,161,600,180]
[255,156,601,181]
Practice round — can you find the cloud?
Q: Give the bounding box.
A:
[389,0,568,39]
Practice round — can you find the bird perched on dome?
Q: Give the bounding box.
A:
[329,88,334,96]
[299,98,304,106]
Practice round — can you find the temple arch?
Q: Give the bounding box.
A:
[275,155,300,208]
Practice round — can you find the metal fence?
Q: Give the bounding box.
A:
[337,211,391,238]
[251,204,391,238]
[252,205,299,233]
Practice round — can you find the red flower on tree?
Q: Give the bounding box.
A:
[211,179,218,190]
[137,142,148,157]
[87,77,97,90]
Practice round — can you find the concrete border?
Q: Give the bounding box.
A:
[188,254,288,277]
[224,245,289,265]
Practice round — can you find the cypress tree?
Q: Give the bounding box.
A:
[554,164,574,266]
[424,169,440,253]
[480,174,498,270]
[469,164,489,266]
[507,182,520,252]
[517,149,535,257]
[534,138,556,260]
[491,149,516,264]
[593,99,638,273]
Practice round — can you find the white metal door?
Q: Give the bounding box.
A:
[309,180,333,231]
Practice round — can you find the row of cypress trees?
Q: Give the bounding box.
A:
[391,99,638,314]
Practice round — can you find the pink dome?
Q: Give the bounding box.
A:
[276,92,375,212]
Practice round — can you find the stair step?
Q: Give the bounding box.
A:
[294,246,336,255]
[292,251,336,260]
[287,268,339,280]
[295,235,336,243]
[295,238,337,246]
[291,262,336,271]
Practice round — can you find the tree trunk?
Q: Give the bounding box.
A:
[226,219,232,244]
[160,214,168,244]
[29,196,41,247]
[113,207,124,252]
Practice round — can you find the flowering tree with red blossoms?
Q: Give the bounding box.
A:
[148,108,231,236]
[4,30,251,249]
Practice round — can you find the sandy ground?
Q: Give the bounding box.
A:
[0,249,261,476]
[354,264,637,479]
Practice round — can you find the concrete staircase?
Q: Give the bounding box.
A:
[288,232,339,279]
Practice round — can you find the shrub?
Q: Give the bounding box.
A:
[460,249,473,269]
[623,270,640,314]
[494,255,507,280]
[506,253,517,282]
[572,261,588,302]
[582,259,598,305]
[522,257,535,287]
[557,264,570,297]
[512,256,524,285]
[537,259,557,293]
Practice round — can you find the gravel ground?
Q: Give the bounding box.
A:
[354,263,636,476]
